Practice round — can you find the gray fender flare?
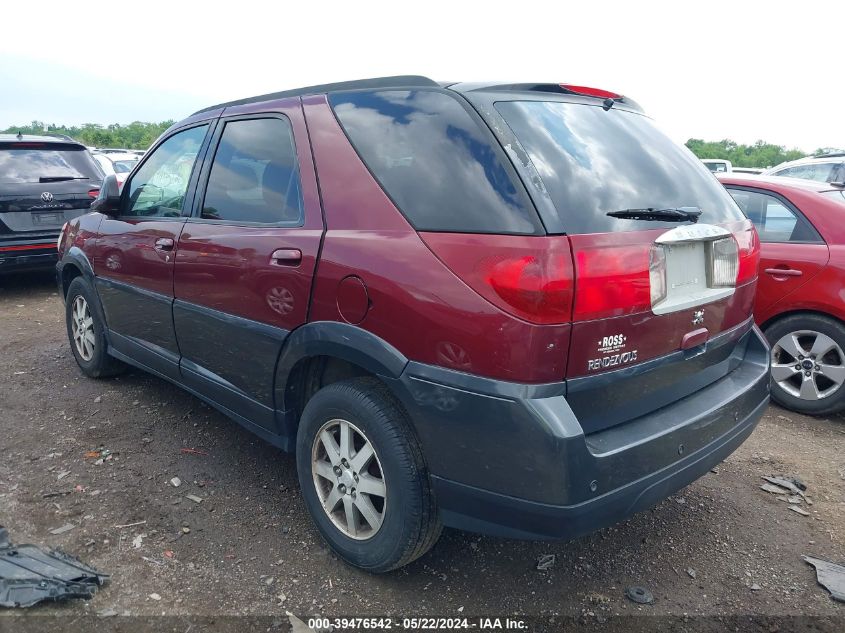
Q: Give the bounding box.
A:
[273,321,408,414]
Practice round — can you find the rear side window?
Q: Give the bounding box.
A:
[495,101,745,234]
[330,90,542,234]
[0,143,101,184]
[201,118,303,225]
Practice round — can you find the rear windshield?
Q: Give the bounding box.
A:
[0,143,102,184]
[495,101,744,234]
[330,90,542,234]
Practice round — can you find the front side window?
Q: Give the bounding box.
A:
[495,100,744,234]
[727,188,820,243]
[125,125,207,218]
[201,118,303,225]
[330,90,542,234]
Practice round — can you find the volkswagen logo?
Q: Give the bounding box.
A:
[40,191,54,202]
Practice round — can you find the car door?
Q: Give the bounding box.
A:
[726,186,830,315]
[93,124,213,379]
[173,101,323,431]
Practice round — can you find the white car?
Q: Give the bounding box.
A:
[702,158,732,173]
[763,154,845,183]
[92,152,139,187]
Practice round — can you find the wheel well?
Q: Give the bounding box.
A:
[759,309,843,332]
[61,264,83,298]
[283,355,376,427]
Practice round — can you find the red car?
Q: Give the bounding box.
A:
[56,77,770,572]
[720,174,845,415]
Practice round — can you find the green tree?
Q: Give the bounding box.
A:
[2,120,174,150]
[685,138,805,169]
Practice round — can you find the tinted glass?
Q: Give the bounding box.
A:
[774,162,837,182]
[495,101,744,234]
[330,90,542,234]
[726,188,820,243]
[125,125,207,218]
[0,144,101,184]
[201,118,302,224]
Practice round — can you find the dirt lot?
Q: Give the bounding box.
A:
[1,271,844,631]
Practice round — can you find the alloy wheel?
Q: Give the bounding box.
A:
[771,329,845,401]
[311,418,387,540]
[71,295,95,361]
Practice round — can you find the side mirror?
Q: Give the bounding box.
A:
[91,174,122,216]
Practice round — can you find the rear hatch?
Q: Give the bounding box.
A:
[328,84,760,435]
[0,141,102,239]
[463,87,760,433]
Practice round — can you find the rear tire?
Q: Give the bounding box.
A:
[296,377,441,573]
[764,313,845,416]
[65,277,125,378]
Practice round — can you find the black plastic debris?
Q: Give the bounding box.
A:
[0,526,108,608]
[803,555,845,603]
[625,585,654,604]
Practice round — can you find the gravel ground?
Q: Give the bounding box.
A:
[1,271,844,631]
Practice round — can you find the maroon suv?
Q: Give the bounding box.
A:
[57,76,770,572]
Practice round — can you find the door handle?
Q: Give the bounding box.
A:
[154,237,175,251]
[764,267,802,277]
[270,248,302,266]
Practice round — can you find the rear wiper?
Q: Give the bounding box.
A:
[606,206,702,223]
[39,176,89,183]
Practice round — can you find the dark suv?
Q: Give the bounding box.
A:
[57,76,770,572]
[1,134,102,273]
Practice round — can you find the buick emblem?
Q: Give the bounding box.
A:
[40,191,53,202]
[692,310,705,325]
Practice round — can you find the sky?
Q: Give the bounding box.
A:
[1,0,841,153]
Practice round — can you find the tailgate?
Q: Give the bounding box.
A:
[565,220,759,434]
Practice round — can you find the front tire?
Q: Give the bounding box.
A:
[764,313,845,416]
[65,277,125,378]
[296,377,441,573]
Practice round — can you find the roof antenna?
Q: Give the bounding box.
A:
[16,131,23,140]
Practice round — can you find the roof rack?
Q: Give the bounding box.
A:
[193,75,438,115]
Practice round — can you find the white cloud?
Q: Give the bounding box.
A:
[1,0,841,151]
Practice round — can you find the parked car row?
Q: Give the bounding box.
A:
[91,151,139,188]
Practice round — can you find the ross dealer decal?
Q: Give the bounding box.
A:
[588,333,638,371]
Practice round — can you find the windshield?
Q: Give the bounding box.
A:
[495,101,744,234]
[0,143,102,184]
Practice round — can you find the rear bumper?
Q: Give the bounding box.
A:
[0,239,58,273]
[392,325,770,540]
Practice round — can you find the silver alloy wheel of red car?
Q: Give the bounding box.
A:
[771,329,845,400]
[311,418,387,540]
[71,295,95,361]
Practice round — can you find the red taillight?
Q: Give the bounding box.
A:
[420,233,574,324]
[572,240,652,321]
[57,222,68,252]
[559,84,622,100]
[88,188,100,199]
[734,223,760,284]
[483,254,572,324]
